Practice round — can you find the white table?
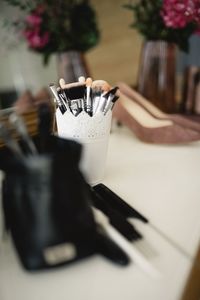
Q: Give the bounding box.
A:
[105,126,200,259]
[0,126,200,300]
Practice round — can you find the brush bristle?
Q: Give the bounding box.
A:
[65,85,86,100]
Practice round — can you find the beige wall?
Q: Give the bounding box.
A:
[86,0,143,86]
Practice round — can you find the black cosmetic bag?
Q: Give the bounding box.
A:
[0,135,129,270]
[0,135,99,270]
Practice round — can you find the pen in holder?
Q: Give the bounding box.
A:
[51,77,119,185]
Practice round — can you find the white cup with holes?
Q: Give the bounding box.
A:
[56,109,112,185]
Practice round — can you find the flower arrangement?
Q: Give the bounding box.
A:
[3,0,100,64]
[124,0,200,52]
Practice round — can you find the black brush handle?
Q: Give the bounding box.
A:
[91,188,142,241]
[93,184,148,223]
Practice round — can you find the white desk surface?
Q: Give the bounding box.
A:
[105,126,200,259]
[0,219,192,300]
[1,126,200,300]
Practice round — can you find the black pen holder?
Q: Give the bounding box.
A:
[0,135,98,270]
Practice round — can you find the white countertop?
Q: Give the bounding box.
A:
[104,126,200,259]
[1,125,200,300]
[0,219,192,300]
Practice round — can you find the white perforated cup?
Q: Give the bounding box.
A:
[56,109,112,185]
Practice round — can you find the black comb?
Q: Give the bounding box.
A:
[93,184,148,223]
[91,187,142,241]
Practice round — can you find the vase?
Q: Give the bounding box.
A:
[56,51,90,83]
[180,66,200,114]
[137,40,177,113]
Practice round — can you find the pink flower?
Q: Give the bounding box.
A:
[160,0,198,29]
[194,3,200,24]
[23,29,49,49]
[25,13,42,26]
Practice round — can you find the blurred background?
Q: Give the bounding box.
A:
[0,0,139,106]
[0,0,200,111]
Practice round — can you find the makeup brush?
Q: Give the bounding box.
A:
[102,87,119,114]
[86,77,93,116]
[92,86,102,115]
[59,78,66,89]
[64,83,86,116]
[91,80,106,113]
[96,83,111,113]
[92,80,110,115]
[49,84,67,114]
[59,78,85,91]
[104,86,119,104]
[92,80,110,89]
[104,95,119,115]
[57,88,69,110]
[65,82,86,89]
[9,112,37,155]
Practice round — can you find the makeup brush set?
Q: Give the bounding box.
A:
[49,76,119,117]
[50,77,119,185]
